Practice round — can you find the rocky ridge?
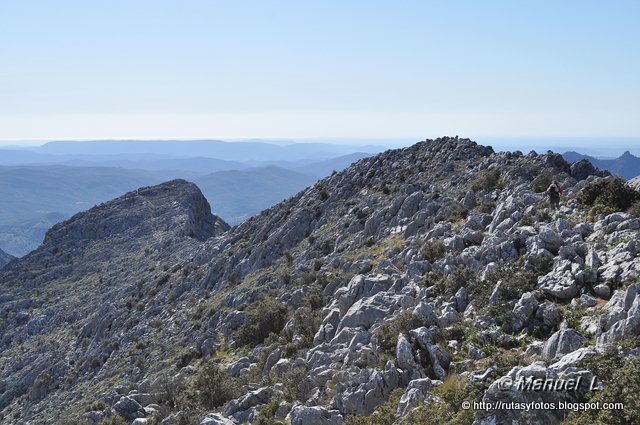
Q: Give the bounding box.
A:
[0,249,12,268]
[1,137,639,425]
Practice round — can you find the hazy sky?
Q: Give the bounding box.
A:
[1,1,639,142]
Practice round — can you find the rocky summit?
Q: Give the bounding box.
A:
[1,137,640,425]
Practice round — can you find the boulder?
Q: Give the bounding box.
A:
[200,413,235,425]
[396,378,437,417]
[289,405,344,425]
[542,329,587,362]
[112,396,145,420]
[511,292,538,332]
[538,227,564,254]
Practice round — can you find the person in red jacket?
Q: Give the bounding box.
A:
[545,180,563,210]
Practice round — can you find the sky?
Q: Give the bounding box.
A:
[1,1,639,146]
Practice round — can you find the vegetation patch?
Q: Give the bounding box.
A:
[374,310,423,357]
[563,350,640,424]
[400,375,482,425]
[577,177,640,220]
[234,296,289,346]
[470,169,503,192]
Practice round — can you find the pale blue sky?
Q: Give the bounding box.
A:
[1,1,638,143]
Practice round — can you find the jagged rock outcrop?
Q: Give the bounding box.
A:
[0,137,638,425]
[0,248,13,268]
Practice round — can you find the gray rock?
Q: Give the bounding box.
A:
[396,378,437,418]
[536,301,562,328]
[222,386,277,417]
[200,414,235,425]
[289,405,344,425]
[226,357,251,377]
[542,329,587,362]
[396,334,423,378]
[112,396,145,420]
[200,337,220,357]
[538,227,564,253]
[412,301,437,326]
[437,305,460,328]
[263,348,282,374]
[539,271,579,300]
[511,292,537,332]
[594,284,611,298]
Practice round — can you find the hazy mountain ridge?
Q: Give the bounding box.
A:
[563,150,640,180]
[1,138,639,425]
[28,140,384,162]
[193,166,317,225]
[0,151,371,256]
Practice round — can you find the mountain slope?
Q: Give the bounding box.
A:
[1,138,639,425]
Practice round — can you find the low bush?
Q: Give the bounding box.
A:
[470,169,502,192]
[400,375,481,425]
[374,310,423,356]
[531,170,553,193]
[563,351,640,424]
[577,177,640,215]
[419,240,446,262]
[234,296,289,346]
[192,362,240,409]
[430,267,476,297]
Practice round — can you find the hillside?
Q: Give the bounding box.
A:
[1,138,639,425]
[563,150,640,180]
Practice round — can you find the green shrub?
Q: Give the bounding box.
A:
[344,388,404,425]
[470,264,546,332]
[176,347,200,369]
[532,171,553,193]
[563,351,640,425]
[419,240,446,262]
[430,267,476,297]
[374,310,422,356]
[283,305,323,353]
[234,296,289,346]
[280,367,309,402]
[400,375,481,425]
[628,200,640,218]
[587,204,618,222]
[470,169,502,192]
[192,362,239,409]
[577,177,640,213]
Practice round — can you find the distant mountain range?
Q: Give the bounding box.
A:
[194,166,317,224]
[563,150,640,180]
[2,139,384,162]
[0,147,372,256]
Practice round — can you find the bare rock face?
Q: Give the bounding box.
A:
[44,179,228,247]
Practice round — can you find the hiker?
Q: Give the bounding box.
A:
[545,180,563,210]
